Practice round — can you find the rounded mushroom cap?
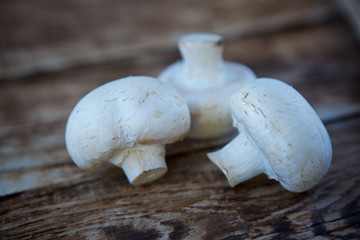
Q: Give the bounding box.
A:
[231,78,332,192]
[159,33,255,139]
[159,62,255,139]
[65,76,190,169]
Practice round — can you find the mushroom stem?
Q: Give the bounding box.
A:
[179,33,225,88]
[207,131,269,187]
[109,144,167,185]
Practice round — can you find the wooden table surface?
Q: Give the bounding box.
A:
[1,1,360,239]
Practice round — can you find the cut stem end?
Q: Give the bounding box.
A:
[110,144,167,185]
[207,131,267,187]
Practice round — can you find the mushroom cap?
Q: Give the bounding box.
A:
[159,61,256,91]
[160,62,255,139]
[158,32,256,139]
[231,78,332,192]
[65,76,190,169]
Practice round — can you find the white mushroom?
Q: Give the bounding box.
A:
[65,76,190,185]
[207,78,332,192]
[159,33,256,139]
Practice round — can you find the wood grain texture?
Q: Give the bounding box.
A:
[1,22,360,196]
[0,114,359,239]
[1,4,360,237]
[0,0,338,79]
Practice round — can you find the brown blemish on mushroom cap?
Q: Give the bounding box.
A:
[242,92,249,100]
[257,108,266,119]
[249,103,267,119]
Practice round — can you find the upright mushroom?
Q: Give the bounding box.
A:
[207,78,332,192]
[159,33,256,139]
[65,76,190,185]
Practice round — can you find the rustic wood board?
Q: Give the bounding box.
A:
[1,103,359,239]
[0,0,338,80]
[1,22,360,197]
[1,15,360,238]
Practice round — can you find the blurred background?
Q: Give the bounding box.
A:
[0,0,360,195]
[0,0,358,80]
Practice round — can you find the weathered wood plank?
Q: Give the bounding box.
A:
[1,1,359,238]
[1,22,360,196]
[0,112,359,239]
[338,0,360,41]
[0,0,338,79]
